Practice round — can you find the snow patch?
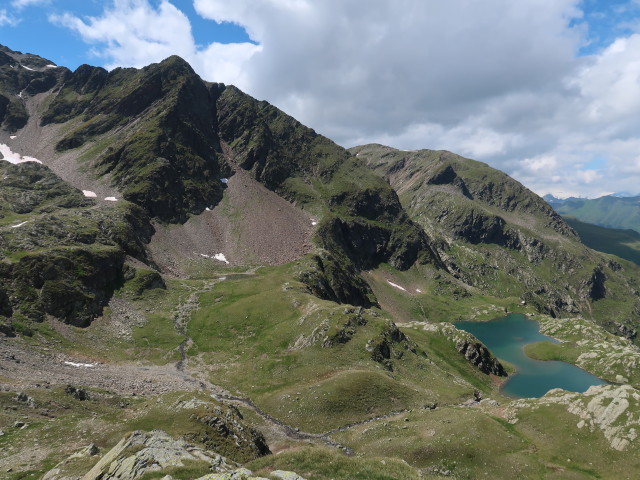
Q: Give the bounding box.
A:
[10,221,28,228]
[46,64,58,68]
[311,220,318,226]
[387,280,407,292]
[205,207,212,211]
[64,361,96,368]
[104,197,118,202]
[214,253,229,264]
[0,143,42,164]
[21,65,35,71]
[82,190,97,198]
[9,136,16,140]
[220,178,228,184]
[416,288,422,293]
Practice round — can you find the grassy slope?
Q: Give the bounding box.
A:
[552,195,640,233]
[564,216,640,266]
[5,244,640,480]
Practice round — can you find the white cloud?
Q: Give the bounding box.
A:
[11,0,50,9]
[50,0,260,85]
[0,9,17,26]
[51,0,640,198]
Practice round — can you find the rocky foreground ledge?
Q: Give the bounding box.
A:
[42,429,306,480]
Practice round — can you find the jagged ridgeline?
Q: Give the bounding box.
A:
[351,144,640,341]
[0,44,440,326]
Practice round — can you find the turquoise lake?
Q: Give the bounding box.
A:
[454,313,607,398]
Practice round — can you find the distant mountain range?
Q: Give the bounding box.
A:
[545,193,640,233]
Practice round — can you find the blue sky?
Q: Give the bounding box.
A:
[2,0,640,198]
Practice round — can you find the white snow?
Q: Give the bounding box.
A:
[9,136,16,140]
[82,190,97,198]
[104,197,118,202]
[64,361,96,368]
[214,253,229,264]
[205,207,212,211]
[10,221,28,228]
[387,280,407,292]
[0,143,42,164]
[21,65,35,71]
[416,288,422,293]
[220,178,228,184]
[196,252,229,264]
[46,64,58,68]
[18,90,23,99]
[311,221,318,226]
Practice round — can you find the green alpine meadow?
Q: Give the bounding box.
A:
[1,44,640,480]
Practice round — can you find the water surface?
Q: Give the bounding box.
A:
[455,313,607,398]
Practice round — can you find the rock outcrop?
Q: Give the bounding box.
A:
[366,320,420,371]
[509,385,640,451]
[402,321,507,376]
[82,430,235,480]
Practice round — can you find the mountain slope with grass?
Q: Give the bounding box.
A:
[563,216,640,266]
[1,45,640,480]
[350,144,640,340]
[545,193,640,233]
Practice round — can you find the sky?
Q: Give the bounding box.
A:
[1,0,640,199]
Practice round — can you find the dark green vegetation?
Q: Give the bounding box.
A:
[545,193,640,233]
[564,216,640,266]
[1,44,640,479]
[0,162,156,328]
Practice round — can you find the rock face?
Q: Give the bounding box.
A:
[297,252,377,307]
[0,155,158,327]
[455,340,507,376]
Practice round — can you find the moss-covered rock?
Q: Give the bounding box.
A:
[12,246,125,326]
[297,252,377,307]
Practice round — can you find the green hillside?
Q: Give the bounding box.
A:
[564,216,640,266]
[546,194,640,233]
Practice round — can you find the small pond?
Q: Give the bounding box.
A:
[455,313,607,398]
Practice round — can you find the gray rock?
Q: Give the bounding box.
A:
[271,471,307,480]
[81,430,236,480]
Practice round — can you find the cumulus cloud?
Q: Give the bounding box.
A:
[50,0,260,85]
[51,0,640,198]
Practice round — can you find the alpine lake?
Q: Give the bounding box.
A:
[455,313,607,398]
